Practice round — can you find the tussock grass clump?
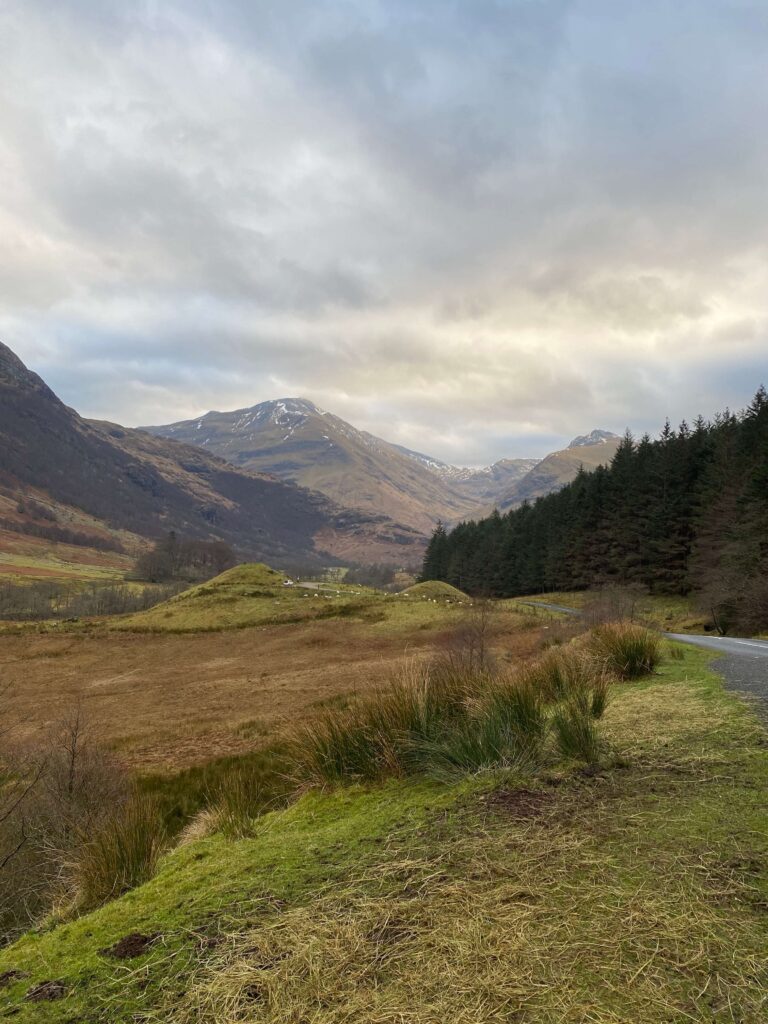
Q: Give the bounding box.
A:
[74,794,166,911]
[481,679,548,751]
[589,675,610,719]
[552,693,602,763]
[291,641,626,787]
[290,661,474,785]
[210,767,278,838]
[520,646,598,702]
[291,708,389,785]
[587,622,661,680]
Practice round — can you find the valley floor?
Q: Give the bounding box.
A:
[0,647,766,1022]
[0,604,546,771]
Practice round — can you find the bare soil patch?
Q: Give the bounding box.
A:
[0,969,26,988]
[483,788,554,819]
[100,933,159,960]
[24,979,66,1002]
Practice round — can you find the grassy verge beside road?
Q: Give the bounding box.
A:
[0,643,766,1022]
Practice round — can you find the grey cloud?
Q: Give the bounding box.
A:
[1,1,768,464]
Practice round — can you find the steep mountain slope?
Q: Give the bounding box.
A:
[0,343,423,566]
[493,430,621,512]
[145,400,480,533]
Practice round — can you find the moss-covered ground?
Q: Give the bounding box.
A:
[1,645,767,1022]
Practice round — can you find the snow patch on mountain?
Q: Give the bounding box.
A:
[568,429,619,449]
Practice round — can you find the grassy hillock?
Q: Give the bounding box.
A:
[111,563,382,633]
[398,580,469,601]
[1,644,767,1022]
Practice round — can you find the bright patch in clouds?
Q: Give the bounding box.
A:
[1,1,767,463]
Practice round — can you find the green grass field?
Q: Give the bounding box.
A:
[0,551,130,582]
[1,643,766,1022]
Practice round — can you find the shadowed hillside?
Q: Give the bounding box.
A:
[145,399,481,533]
[0,344,424,567]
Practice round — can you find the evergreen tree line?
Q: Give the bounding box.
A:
[421,388,768,631]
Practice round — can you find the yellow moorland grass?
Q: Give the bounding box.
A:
[0,579,548,772]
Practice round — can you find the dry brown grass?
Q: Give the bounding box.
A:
[0,614,548,773]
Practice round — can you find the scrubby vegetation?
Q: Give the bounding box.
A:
[0,709,135,940]
[0,612,638,946]
[132,532,235,583]
[289,635,617,788]
[587,620,661,679]
[0,578,183,622]
[0,515,126,553]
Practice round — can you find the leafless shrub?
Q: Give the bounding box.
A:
[30,708,128,863]
[581,586,644,628]
[0,580,185,622]
[0,704,129,944]
[434,599,498,677]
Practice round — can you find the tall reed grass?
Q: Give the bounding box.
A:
[289,638,628,787]
[74,794,166,910]
[552,692,602,763]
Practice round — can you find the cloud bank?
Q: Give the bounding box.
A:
[1,0,767,463]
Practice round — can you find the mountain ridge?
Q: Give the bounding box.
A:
[145,399,482,533]
[0,343,424,568]
[147,400,620,530]
[491,432,622,513]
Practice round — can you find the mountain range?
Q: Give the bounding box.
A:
[0,340,620,570]
[0,343,423,568]
[145,399,478,534]
[146,402,620,531]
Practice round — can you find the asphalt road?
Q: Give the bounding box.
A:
[516,600,582,616]
[666,633,768,719]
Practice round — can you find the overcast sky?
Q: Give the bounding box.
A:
[2,1,768,464]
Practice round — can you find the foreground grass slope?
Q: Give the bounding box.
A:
[1,645,766,1022]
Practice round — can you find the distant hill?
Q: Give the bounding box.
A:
[0,343,424,568]
[147,401,618,530]
[492,430,621,512]
[145,399,481,534]
[392,445,539,504]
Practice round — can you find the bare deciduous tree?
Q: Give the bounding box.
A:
[0,699,127,945]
